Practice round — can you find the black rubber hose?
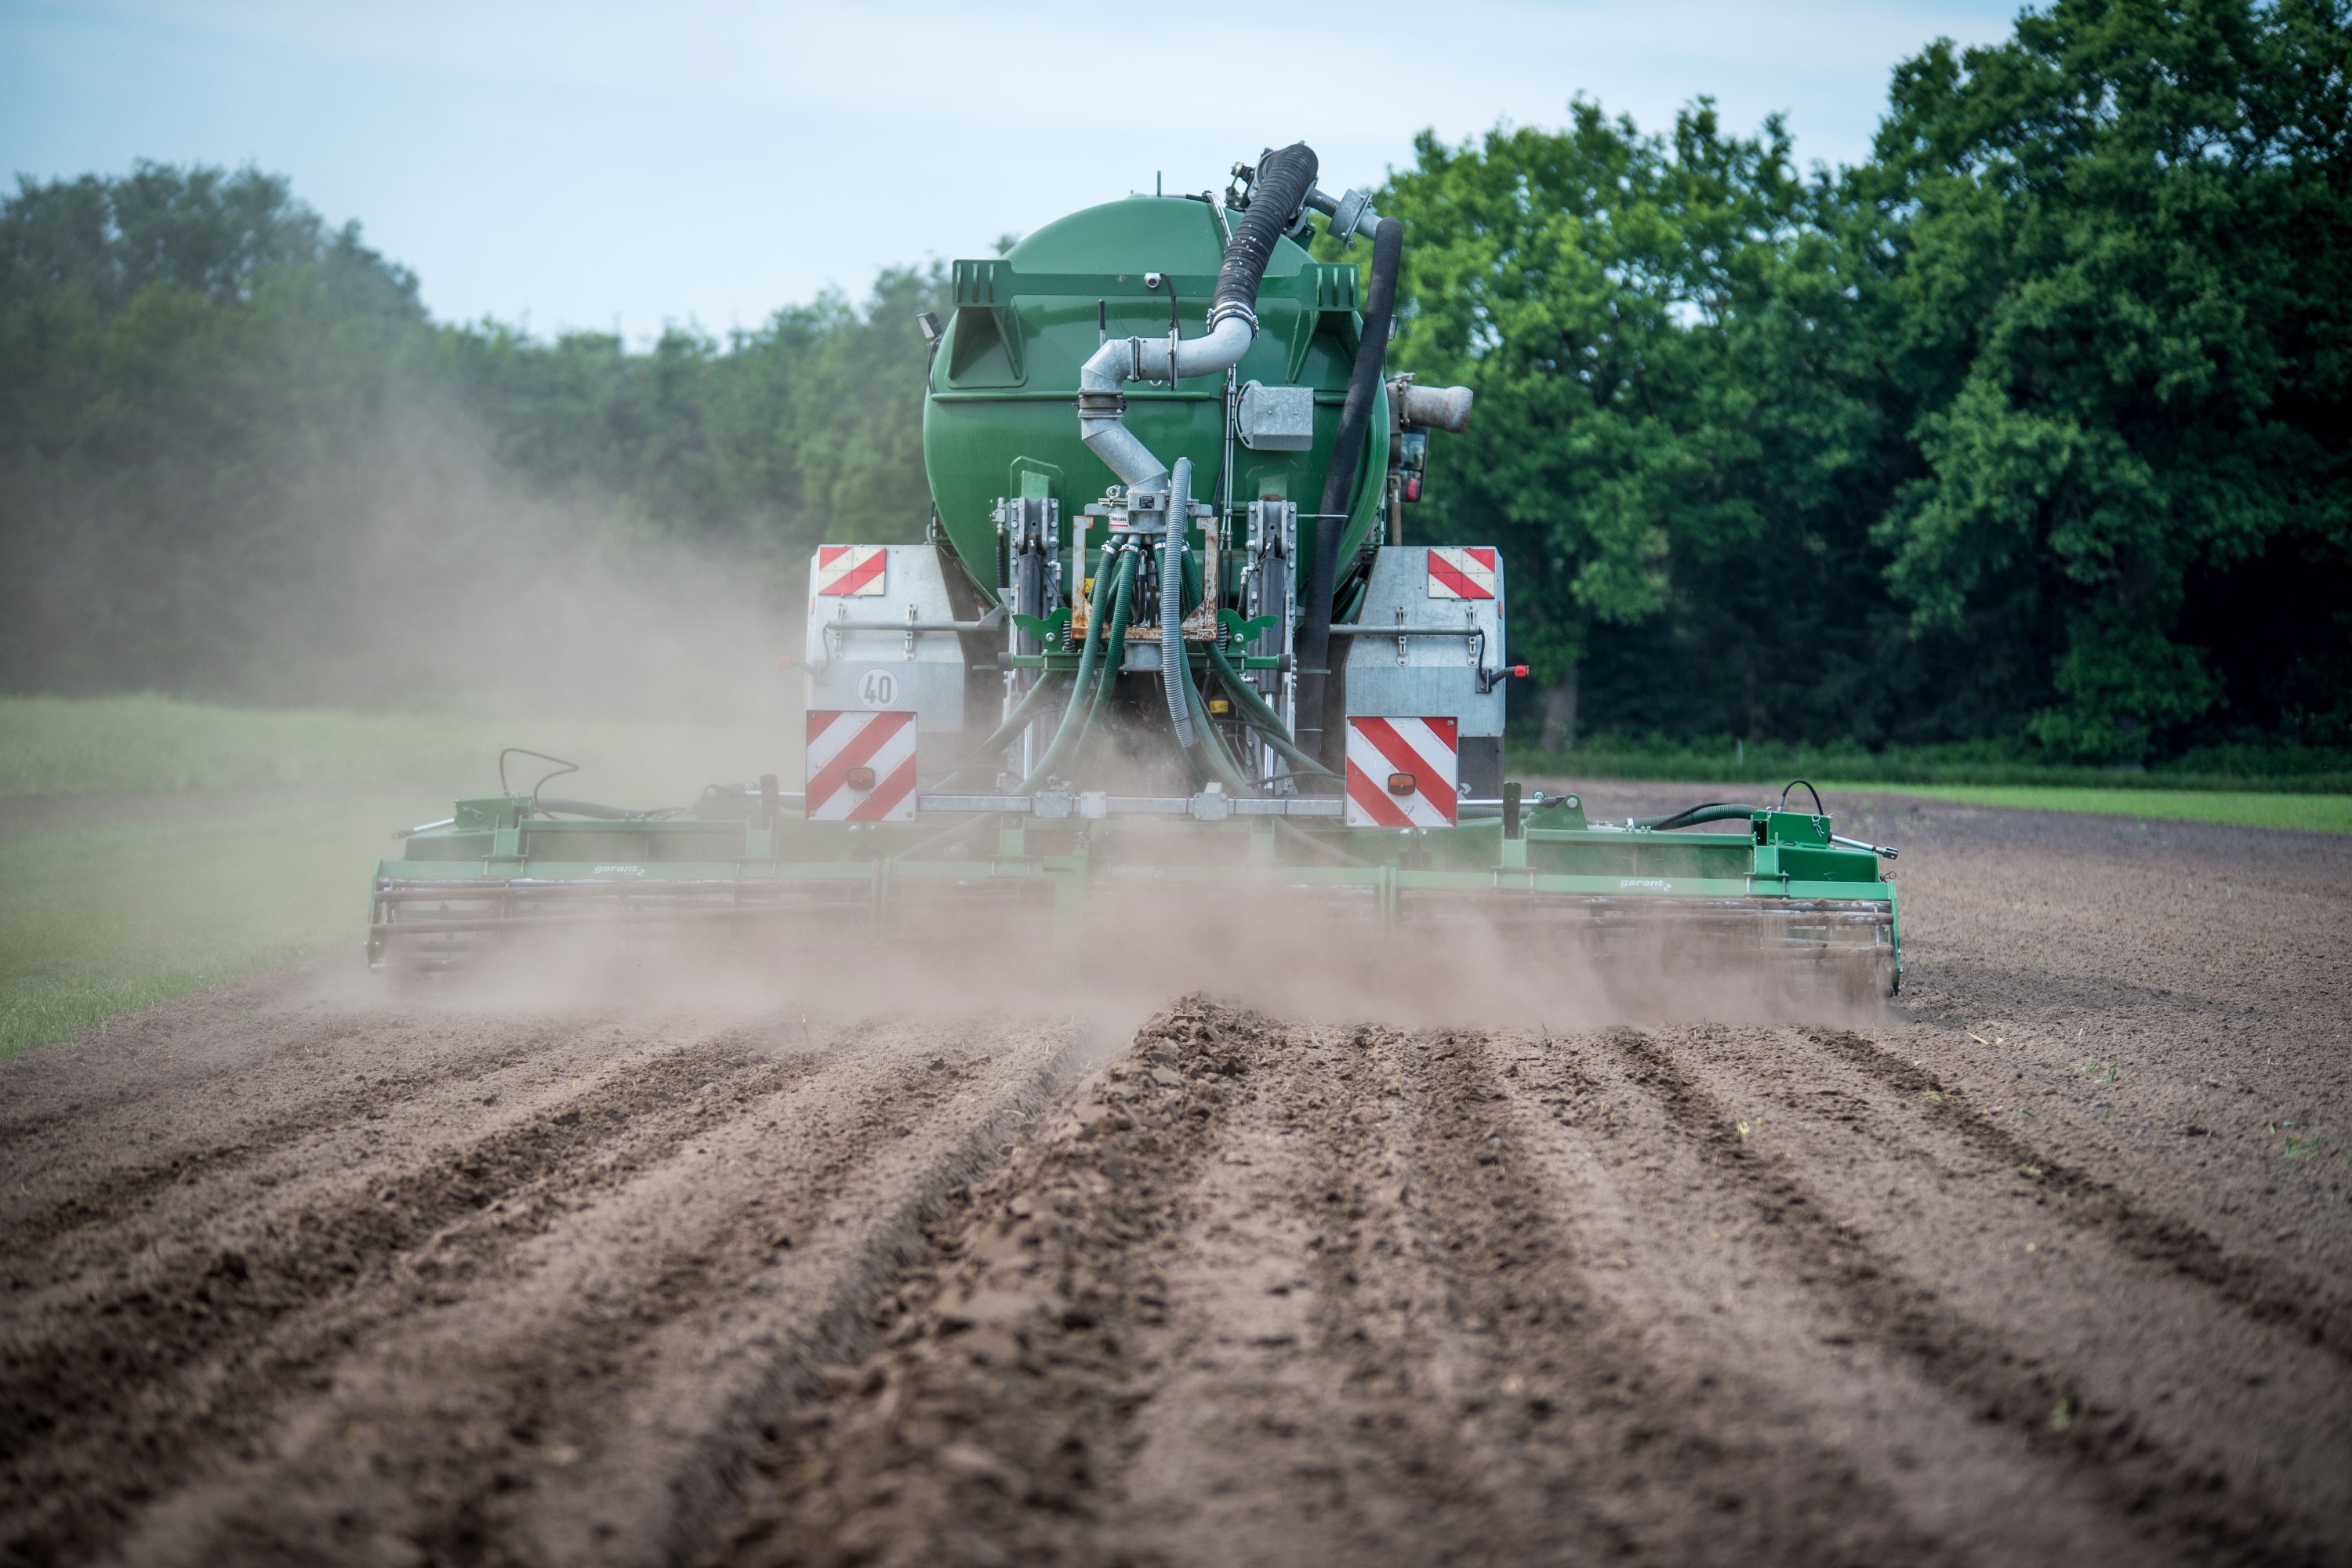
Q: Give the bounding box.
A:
[1213,143,1319,328]
[1294,214,1403,768]
[1636,803,1759,833]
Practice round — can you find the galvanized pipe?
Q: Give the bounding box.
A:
[1076,143,1319,491]
[1161,458,1196,746]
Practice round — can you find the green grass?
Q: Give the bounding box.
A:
[1510,735,2352,793]
[0,692,793,801]
[0,695,803,1058]
[0,793,428,1059]
[1820,784,2352,833]
[0,694,489,796]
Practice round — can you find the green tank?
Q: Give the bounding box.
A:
[922,193,1387,597]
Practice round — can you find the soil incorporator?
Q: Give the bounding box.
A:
[370,143,1900,993]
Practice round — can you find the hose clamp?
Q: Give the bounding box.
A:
[1206,299,1258,334]
[1076,388,1126,416]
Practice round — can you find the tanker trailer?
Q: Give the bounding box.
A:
[368,143,1900,996]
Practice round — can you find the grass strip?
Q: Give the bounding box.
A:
[0,794,433,1059]
[1824,784,2352,834]
[0,694,789,802]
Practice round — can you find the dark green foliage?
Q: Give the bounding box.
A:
[1858,0,2352,759]
[1367,0,2350,763]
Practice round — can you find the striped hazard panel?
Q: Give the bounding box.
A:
[1344,717,1460,828]
[1425,546,1497,600]
[804,710,918,821]
[815,544,887,597]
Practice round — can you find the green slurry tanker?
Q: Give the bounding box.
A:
[370,143,1901,993]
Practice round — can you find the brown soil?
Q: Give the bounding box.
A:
[5,791,2348,1566]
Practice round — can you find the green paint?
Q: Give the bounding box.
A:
[922,195,1388,603]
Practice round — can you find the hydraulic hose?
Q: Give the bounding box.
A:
[1205,641,1335,780]
[1022,551,1120,789]
[1084,544,1137,730]
[931,669,1073,785]
[1178,648,1254,794]
[1636,803,1759,832]
[1294,214,1403,768]
[1161,457,1196,747]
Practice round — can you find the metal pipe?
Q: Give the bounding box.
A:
[1077,143,1319,491]
[1162,458,1196,746]
[1831,833,1900,859]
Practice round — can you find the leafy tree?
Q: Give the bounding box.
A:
[1365,102,1884,748]
[1856,0,2352,760]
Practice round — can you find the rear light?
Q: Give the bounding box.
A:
[1510,664,1528,677]
[845,766,877,791]
[1387,771,1417,797]
[1403,474,1423,503]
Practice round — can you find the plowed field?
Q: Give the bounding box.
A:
[5,790,2348,1566]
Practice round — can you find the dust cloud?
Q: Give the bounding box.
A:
[355,879,1892,1048]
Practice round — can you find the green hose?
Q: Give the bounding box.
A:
[931,669,1071,785]
[1178,644,1254,794]
[1205,641,1337,780]
[1022,548,1128,789]
[1084,544,1137,731]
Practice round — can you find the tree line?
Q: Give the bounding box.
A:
[2,0,2345,760]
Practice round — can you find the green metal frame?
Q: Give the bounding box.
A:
[370,792,1900,989]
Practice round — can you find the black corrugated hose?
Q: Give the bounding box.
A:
[1294,214,1403,771]
[1213,144,1319,328]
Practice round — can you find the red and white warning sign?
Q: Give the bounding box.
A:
[1344,716,1460,828]
[1425,546,1496,600]
[804,709,918,821]
[815,544,887,597]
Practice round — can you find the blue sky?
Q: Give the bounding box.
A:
[2,1,2024,339]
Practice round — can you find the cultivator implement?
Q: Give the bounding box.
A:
[368,138,1901,996]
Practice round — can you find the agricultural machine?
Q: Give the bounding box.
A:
[369,143,1900,993]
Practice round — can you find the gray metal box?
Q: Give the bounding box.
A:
[1237,380,1315,451]
[802,544,968,733]
[1342,545,1507,738]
